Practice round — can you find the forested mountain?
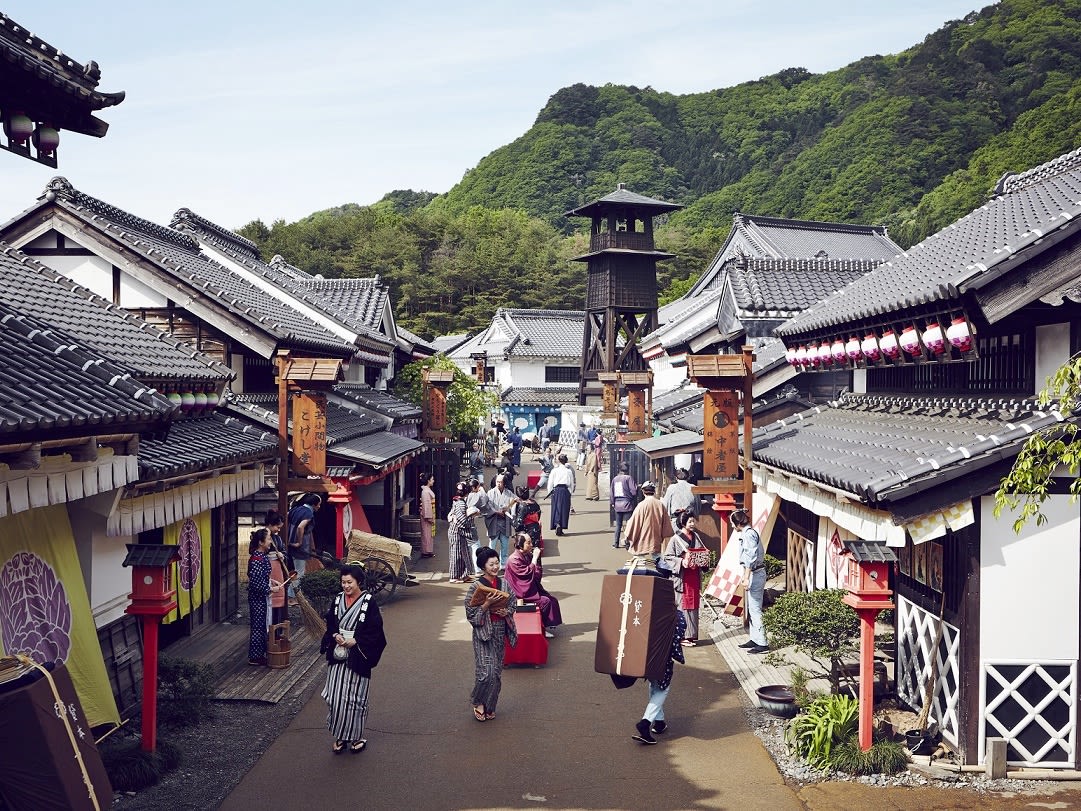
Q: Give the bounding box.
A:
[239,0,1081,339]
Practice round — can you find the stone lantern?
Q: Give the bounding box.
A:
[841,540,896,752]
[122,543,181,752]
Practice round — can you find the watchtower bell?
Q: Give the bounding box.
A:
[567,184,682,404]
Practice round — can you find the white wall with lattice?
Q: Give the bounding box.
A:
[897,595,962,746]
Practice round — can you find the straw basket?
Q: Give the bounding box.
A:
[346,530,410,577]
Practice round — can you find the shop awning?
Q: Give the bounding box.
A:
[633,430,703,460]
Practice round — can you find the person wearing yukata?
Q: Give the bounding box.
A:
[509,426,523,468]
[419,472,436,558]
[446,482,474,583]
[464,547,518,722]
[546,453,575,536]
[584,445,600,500]
[485,474,517,565]
[505,531,561,637]
[320,564,387,754]
[622,481,669,559]
[247,528,281,666]
[610,463,638,548]
[661,513,707,647]
[662,468,699,532]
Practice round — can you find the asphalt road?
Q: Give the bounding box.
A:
[220,474,1081,811]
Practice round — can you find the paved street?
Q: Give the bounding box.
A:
[221,467,1081,811]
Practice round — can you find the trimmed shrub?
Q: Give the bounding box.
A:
[764,553,785,580]
[763,589,860,692]
[101,736,182,791]
[299,568,342,616]
[829,736,909,775]
[157,656,216,728]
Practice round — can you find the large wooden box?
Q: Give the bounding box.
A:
[594,573,676,681]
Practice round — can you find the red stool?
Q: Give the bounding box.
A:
[504,609,548,666]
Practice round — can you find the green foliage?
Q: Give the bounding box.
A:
[156,657,216,728]
[764,553,785,580]
[299,568,344,616]
[995,352,1081,531]
[763,589,861,692]
[100,737,182,792]
[788,665,818,708]
[785,693,859,769]
[394,355,498,439]
[829,736,910,775]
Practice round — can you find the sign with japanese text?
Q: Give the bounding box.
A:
[292,391,327,476]
[627,388,647,434]
[702,390,739,478]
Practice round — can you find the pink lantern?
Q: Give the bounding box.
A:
[4,112,33,142]
[879,329,900,360]
[899,325,921,356]
[32,125,59,154]
[861,333,880,362]
[807,343,821,368]
[946,317,973,352]
[831,339,846,364]
[922,322,945,355]
[845,336,862,362]
[795,345,808,368]
[786,346,798,366]
[817,343,833,367]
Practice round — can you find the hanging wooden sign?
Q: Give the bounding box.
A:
[292,391,327,477]
[702,390,739,479]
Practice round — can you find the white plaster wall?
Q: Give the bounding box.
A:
[119,270,169,309]
[981,494,1079,660]
[23,231,56,250]
[43,254,114,301]
[89,529,135,628]
[1035,323,1071,397]
[650,355,688,393]
[851,368,867,394]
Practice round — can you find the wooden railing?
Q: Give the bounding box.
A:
[589,231,655,252]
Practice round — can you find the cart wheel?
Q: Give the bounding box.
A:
[362,558,396,605]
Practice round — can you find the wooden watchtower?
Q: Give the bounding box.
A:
[567,185,683,404]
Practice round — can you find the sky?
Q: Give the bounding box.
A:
[1,0,986,231]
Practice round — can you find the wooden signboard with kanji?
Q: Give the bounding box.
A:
[702,390,739,478]
[292,391,327,477]
[687,348,754,506]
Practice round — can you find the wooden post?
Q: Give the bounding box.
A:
[277,351,290,523]
[139,618,160,751]
[857,607,876,752]
[986,738,1007,778]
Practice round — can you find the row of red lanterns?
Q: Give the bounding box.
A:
[2,110,60,154]
[785,317,974,370]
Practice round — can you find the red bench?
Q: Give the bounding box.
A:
[504,608,548,666]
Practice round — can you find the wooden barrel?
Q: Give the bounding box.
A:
[399,516,423,556]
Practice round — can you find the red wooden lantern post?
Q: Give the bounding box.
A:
[841,541,896,752]
[328,480,353,561]
[122,544,181,752]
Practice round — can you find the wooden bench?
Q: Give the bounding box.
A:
[504,608,548,667]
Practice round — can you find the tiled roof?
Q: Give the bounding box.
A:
[395,324,436,356]
[334,384,421,423]
[500,386,580,406]
[329,431,424,469]
[228,394,382,443]
[0,301,175,437]
[777,146,1081,337]
[567,186,683,219]
[28,179,355,358]
[643,289,725,355]
[431,334,471,354]
[170,209,392,358]
[688,212,900,297]
[751,393,1066,505]
[729,257,879,313]
[0,13,125,133]
[136,413,276,478]
[0,242,230,384]
[651,384,705,421]
[494,309,585,358]
[302,277,390,342]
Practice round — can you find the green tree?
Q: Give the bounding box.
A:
[393,355,497,438]
[994,353,1081,531]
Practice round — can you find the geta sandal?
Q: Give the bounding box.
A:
[484,711,496,721]
[332,740,346,754]
[473,705,487,722]
[349,739,367,753]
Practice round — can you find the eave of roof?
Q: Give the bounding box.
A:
[136,413,277,479]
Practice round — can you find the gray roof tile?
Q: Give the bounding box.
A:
[777,147,1081,337]
[0,242,230,384]
[137,413,277,479]
[500,386,580,406]
[334,384,421,423]
[729,257,880,312]
[491,309,585,358]
[751,393,1064,504]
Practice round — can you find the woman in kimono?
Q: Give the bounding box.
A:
[584,446,600,500]
[505,532,561,636]
[660,513,707,646]
[320,564,387,754]
[246,528,280,666]
[419,472,436,558]
[446,481,473,583]
[464,547,517,721]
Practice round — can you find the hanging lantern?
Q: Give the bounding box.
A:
[922,322,945,355]
[899,325,921,356]
[830,338,846,364]
[794,345,808,368]
[786,346,798,366]
[205,391,220,409]
[879,329,900,360]
[861,333,881,362]
[807,343,821,368]
[194,392,208,413]
[32,125,60,155]
[845,336,862,362]
[180,392,196,411]
[4,112,33,143]
[946,316,973,353]
[817,343,833,367]
[167,392,182,408]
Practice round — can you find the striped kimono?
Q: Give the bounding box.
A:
[321,591,386,744]
[464,576,518,713]
[446,497,473,579]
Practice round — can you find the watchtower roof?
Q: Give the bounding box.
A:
[566,185,683,219]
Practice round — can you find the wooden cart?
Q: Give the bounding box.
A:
[346,530,415,605]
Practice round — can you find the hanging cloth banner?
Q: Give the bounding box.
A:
[0,505,121,727]
[163,511,213,625]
